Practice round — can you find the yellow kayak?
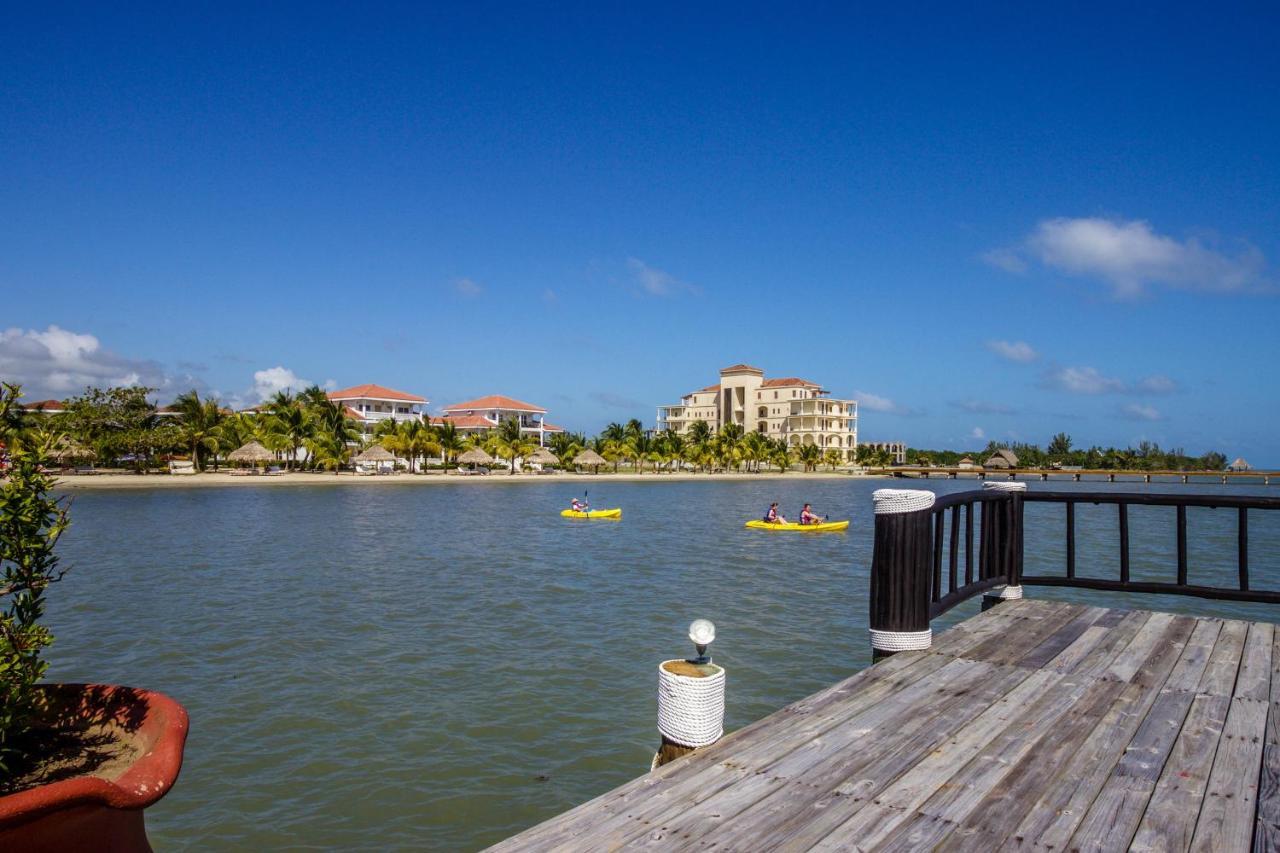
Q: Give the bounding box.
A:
[745,519,849,533]
[561,508,622,520]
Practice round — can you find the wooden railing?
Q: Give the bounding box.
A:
[869,487,1280,657]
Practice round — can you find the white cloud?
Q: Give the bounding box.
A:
[1122,403,1163,421]
[1041,366,1126,395]
[987,217,1270,298]
[251,366,311,402]
[952,399,1015,415]
[0,325,167,396]
[985,339,1039,363]
[454,277,484,297]
[626,258,696,297]
[980,248,1027,274]
[970,426,986,440]
[542,288,558,303]
[855,390,918,416]
[1135,374,1177,394]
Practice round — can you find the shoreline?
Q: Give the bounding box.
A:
[51,470,885,489]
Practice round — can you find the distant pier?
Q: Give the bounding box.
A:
[869,466,1275,485]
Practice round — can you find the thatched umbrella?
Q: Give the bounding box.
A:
[354,445,397,474]
[574,448,606,473]
[228,440,274,468]
[50,439,96,463]
[1230,457,1252,472]
[528,447,558,465]
[456,447,494,472]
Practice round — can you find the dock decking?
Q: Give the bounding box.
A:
[493,599,1280,851]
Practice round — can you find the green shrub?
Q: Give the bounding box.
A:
[0,384,70,772]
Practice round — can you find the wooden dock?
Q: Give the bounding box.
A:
[492,599,1280,851]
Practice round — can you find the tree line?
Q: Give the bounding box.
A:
[905,433,1230,472]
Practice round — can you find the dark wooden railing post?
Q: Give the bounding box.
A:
[980,482,1025,610]
[869,489,936,661]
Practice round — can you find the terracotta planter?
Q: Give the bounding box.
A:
[0,684,189,853]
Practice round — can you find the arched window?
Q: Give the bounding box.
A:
[757,421,768,433]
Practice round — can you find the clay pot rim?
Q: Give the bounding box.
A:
[0,683,189,826]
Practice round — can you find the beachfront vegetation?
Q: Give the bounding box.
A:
[907,436,1229,471]
[0,385,69,772]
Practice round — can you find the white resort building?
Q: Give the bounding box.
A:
[326,384,428,437]
[656,363,859,460]
[436,395,564,446]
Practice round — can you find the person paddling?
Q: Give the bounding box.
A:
[571,497,589,513]
[799,503,826,525]
[764,502,787,524]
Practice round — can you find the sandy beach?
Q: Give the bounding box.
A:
[51,470,884,489]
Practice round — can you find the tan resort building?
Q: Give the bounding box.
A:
[656,363,859,460]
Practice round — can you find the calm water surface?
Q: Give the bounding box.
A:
[46,478,1280,850]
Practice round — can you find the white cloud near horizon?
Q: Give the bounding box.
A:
[855,390,919,416]
[1041,366,1179,396]
[1122,403,1163,421]
[0,325,168,397]
[985,339,1039,363]
[454,277,484,297]
[952,399,1015,415]
[970,426,986,439]
[626,258,697,297]
[251,366,312,402]
[985,216,1270,298]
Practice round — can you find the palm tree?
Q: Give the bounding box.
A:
[625,433,654,473]
[172,389,225,471]
[601,422,625,444]
[741,432,769,473]
[436,421,466,471]
[488,417,535,474]
[624,419,644,441]
[824,448,843,470]
[718,423,745,471]
[658,430,684,472]
[795,443,823,472]
[549,431,582,468]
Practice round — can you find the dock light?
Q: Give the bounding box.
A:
[688,619,716,664]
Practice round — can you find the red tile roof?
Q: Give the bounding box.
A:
[720,363,764,374]
[434,414,496,429]
[20,399,65,412]
[761,377,822,388]
[327,384,426,403]
[540,422,565,432]
[342,406,364,421]
[443,395,546,413]
[688,384,720,394]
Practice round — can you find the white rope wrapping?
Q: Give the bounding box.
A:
[983,481,1027,492]
[872,489,936,515]
[657,662,725,748]
[869,628,932,652]
[986,584,1024,600]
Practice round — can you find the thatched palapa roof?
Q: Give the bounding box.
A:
[1229,457,1251,471]
[574,448,607,467]
[228,441,274,463]
[528,447,558,464]
[354,445,397,462]
[984,448,1019,469]
[457,448,494,465]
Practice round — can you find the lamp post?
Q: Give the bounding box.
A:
[654,619,726,770]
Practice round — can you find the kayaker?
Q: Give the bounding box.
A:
[571,497,589,513]
[799,503,826,525]
[764,502,787,524]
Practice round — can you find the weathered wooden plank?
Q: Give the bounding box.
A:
[682,667,1055,852]
[1129,693,1231,852]
[820,677,1125,852]
[1017,605,1109,669]
[880,614,1199,852]
[965,603,1086,666]
[1188,621,1273,853]
[1049,609,1149,675]
[1253,628,1280,850]
[1198,619,1249,696]
[1065,689,1197,850]
[1004,614,1204,850]
[1104,611,1178,683]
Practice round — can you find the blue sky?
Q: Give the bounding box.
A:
[2,4,1278,460]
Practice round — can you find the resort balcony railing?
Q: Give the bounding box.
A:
[868,486,1280,658]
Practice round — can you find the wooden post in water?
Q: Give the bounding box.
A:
[654,620,725,769]
[869,489,936,661]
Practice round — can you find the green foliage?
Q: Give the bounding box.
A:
[904,437,1230,471]
[0,385,70,771]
